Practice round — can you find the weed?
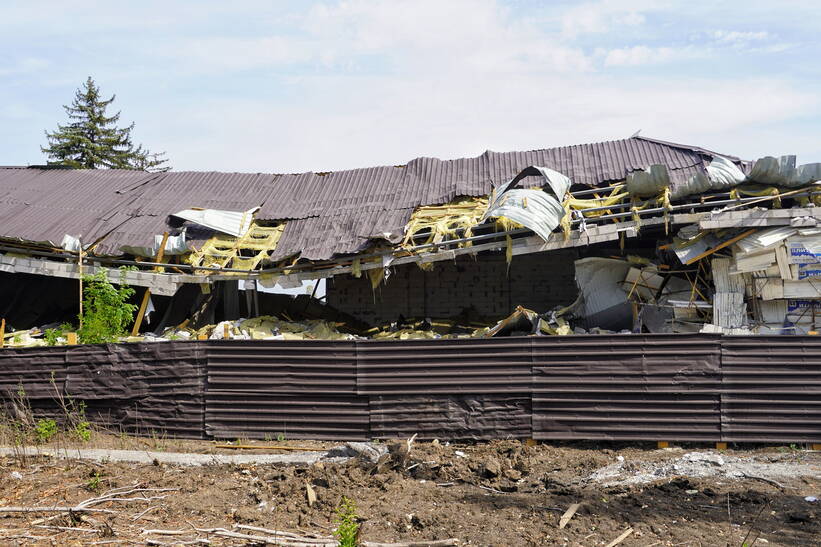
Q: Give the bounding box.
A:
[276,432,286,442]
[263,434,273,442]
[34,418,58,443]
[334,496,360,547]
[74,420,92,442]
[44,322,74,346]
[86,471,102,491]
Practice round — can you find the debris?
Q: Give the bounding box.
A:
[558,503,580,529]
[305,482,317,507]
[604,527,634,547]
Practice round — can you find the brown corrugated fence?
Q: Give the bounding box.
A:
[0,334,819,443]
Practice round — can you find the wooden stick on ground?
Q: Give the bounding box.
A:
[604,527,634,547]
[0,506,115,514]
[559,503,581,529]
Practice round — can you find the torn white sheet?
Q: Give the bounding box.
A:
[172,207,259,237]
[121,231,190,257]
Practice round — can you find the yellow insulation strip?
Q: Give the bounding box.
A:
[730,185,783,208]
[188,221,285,273]
[402,197,489,248]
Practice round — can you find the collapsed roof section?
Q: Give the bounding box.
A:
[1,135,819,293]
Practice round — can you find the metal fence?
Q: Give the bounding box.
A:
[0,334,819,443]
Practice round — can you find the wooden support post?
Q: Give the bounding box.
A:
[0,318,5,349]
[812,444,821,451]
[223,323,230,339]
[78,240,84,329]
[657,441,669,449]
[525,439,537,447]
[716,442,727,450]
[66,332,78,345]
[131,232,169,336]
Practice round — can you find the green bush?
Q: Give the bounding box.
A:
[78,268,137,344]
[34,418,58,443]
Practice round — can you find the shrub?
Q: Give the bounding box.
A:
[78,268,137,344]
[34,418,58,443]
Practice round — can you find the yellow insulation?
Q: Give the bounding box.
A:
[188,221,285,273]
[402,197,489,247]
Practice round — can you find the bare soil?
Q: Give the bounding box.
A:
[0,436,819,546]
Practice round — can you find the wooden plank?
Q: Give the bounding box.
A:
[684,229,757,265]
[558,503,580,529]
[604,528,634,547]
[0,318,4,348]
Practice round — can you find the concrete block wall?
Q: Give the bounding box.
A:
[327,249,578,326]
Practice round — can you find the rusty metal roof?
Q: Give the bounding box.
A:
[0,136,741,259]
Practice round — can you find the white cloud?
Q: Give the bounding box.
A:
[560,0,662,37]
[713,30,770,44]
[602,45,680,66]
[1,0,819,170]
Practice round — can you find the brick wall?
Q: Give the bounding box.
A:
[326,249,578,326]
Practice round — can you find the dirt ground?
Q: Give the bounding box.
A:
[0,436,819,546]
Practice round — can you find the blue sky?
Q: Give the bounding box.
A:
[1,0,819,173]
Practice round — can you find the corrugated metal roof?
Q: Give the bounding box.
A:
[0,136,741,259]
[270,208,413,261]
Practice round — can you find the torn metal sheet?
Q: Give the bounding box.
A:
[625,164,670,197]
[748,155,821,187]
[482,166,570,242]
[172,207,258,237]
[574,257,632,331]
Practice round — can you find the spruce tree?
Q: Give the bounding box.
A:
[41,77,169,171]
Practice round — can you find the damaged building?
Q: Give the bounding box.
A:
[2,135,821,343]
[2,135,821,443]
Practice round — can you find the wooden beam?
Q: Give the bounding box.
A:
[131,232,169,336]
[0,318,5,349]
[684,229,757,265]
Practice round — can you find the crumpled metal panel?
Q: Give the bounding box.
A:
[532,334,722,442]
[482,165,570,242]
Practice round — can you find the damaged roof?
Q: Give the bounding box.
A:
[0,136,741,260]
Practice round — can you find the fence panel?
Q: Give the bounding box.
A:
[532,335,722,441]
[721,336,821,443]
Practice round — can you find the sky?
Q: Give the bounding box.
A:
[1,0,819,173]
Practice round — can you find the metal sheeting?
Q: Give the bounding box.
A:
[270,208,413,261]
[0,342,205,438]
[206,340,357,394]
[356,338,533,395]
[0,346,68,399]
[2,334,819,443]
[205,394,369,441]
[0,168,159,247]
[486,136,714,189]
[532,335,722,442]
[720,336,821,443]
[204,340,368,441]
[0,136,741,260]
[369,394,530,440]
[258,166,409,220]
